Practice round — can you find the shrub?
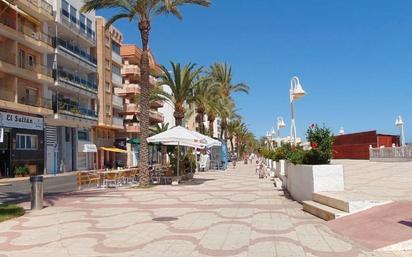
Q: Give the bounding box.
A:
[303,124,334,165]
[14,166,29,177]
[289,147,305,165]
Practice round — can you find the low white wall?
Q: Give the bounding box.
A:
[286,164,344,202]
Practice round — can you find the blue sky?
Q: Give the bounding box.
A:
[97,0,412,142]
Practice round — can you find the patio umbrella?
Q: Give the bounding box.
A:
[147,126,206,179]
[189,131,222,148]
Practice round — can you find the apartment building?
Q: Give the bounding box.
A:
[94,16,124,169]
[0,0,54,177]
[119,45,164,166]
[45,0,97,173]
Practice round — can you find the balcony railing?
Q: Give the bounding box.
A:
[115,83,140,95]
[150,110,164,122]
[55,99,97,118]
[40,0,53,15]
[0,14,16,29]
[121,65,140,75]
[0,51,16,65]
[113,116,124,127]
[112,50,122,64]
[18,94,52,109]
[370,146,412,161]
[125,122,140,133]
[112,94,123,108]
[56,37,97,66]
[18,61,52,77]
[112,72,122,86]
[60,10,95,42]
[18,24,53,46]
[56,69,97,92]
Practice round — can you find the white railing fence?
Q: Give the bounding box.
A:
[369,145,412,162]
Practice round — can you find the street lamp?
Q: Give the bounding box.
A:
[395,115,405,146]
[290,76,306,145]
[339,127,345,135]
[276,117,286,146]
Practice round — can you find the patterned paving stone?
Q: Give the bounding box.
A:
[0,162,410,257]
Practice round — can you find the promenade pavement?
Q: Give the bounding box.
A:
[0,162,410,257]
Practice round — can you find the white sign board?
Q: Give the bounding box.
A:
[0,111,43,131]
[82,144,97,153]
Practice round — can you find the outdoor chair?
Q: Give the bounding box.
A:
[104,172,120,188]
[150,170,161,185]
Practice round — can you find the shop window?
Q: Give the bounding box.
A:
[78,130,89,141]
[16,134,38,150]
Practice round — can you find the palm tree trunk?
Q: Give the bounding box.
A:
[208,116,215,137]
[220,119,227,139]
[174,111,184,126]
[229,137,234,154]
[161,146,167,165]
[138,18,151,186]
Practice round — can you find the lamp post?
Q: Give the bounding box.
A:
[290,76,306,145]
[276,117,286,146]
[266,131,272,149]
[339,127,345,135]
[395,116,405,147]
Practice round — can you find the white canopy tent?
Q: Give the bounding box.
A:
[147,126,206,180]
[189,131,222,148]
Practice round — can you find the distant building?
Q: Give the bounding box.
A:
[333,130,400,159]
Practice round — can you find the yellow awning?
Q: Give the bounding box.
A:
[99,147,127,153]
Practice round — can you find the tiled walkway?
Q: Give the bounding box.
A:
[0,163,410,257]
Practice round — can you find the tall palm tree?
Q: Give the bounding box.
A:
[191,79,218,134]
[208,63,249,98]
[153,122,169,165]
[158,62,203,126]
[226,119,241,153]
[81,0,211,186]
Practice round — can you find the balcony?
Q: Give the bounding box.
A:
[60,10,95,44]
[112,72,122,87]
[114,83,140,96]
[122,103,140,114]
[56,69,97,94]
[13,0,53,21]
[150,99,164,108]
[55,99,97,121]
[112,51,122,65]
[0,90,53,115]
[121,64,140,76]
[56,37,97,69]
[125,122,140,133]
[149,110,164,123]
[112,116,124,128]
[112,94,123,109]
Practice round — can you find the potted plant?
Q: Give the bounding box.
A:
[286,124,344,202]
[15,165,29,177]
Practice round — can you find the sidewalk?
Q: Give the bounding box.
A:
[0,162,410,257]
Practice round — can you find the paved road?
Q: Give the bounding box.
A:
[0,174,78,204]
[0,163,410,257]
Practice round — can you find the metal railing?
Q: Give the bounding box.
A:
[56,99,97,118]
[112,94,123,108]
[18,94,52,109]
[60,10,95,42]
[18,25,53,46]
[112,116,124,127]
[18,61,52,77]
[56,69,97,92]
[370,146,412,161]
[56,37,97,65]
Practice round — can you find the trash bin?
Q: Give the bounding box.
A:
[30,175,43,210]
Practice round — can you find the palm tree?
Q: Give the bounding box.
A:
[226,119,241,153]
[81,0,210,186]
[153,123,169,165]
[158,62,203,126]
[191,79,218,134]
[208,63,249,98]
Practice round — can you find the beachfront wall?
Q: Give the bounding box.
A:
[333,131,399,159]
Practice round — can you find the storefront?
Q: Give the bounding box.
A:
[0,110,44,178]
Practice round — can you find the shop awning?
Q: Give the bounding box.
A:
[99,147,127,153]
[127,138,140,144]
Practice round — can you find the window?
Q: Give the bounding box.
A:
[78,130,89,141]
[27,54,36,67]
[65,127,71,142]
[62,0,69,18]
[105,82,110,92]
[16,134,38,150]
[79,14,86,32]
[112,65,121,75]
[86,19,92,36]
[112,42,120,55]
[70,6,77,23]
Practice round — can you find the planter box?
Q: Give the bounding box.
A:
[286,164,344,203]
[275,160,287,177]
